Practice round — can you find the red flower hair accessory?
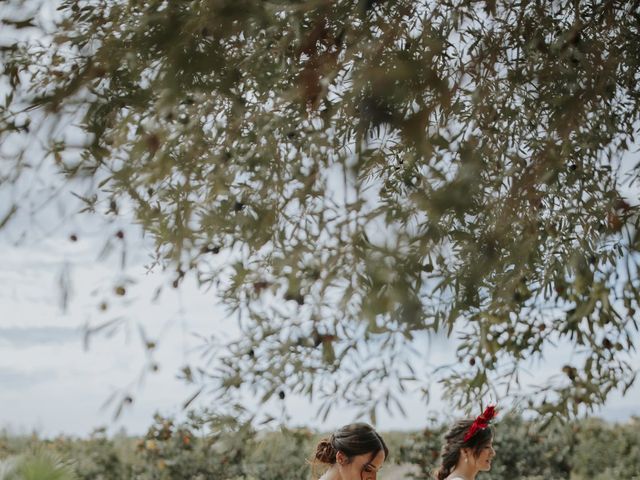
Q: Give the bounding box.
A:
[463,405,497,442]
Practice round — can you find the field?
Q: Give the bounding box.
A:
[1,414,639,479]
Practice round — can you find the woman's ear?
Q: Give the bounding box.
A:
[460,448,470,463]
[336,450,348,466]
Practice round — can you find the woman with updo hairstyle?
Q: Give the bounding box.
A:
[434,405,497,480]
[312,423,388,480]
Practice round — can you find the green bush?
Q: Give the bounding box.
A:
[50,428,132,480]
[1,414,638,479]
[571,417,640,480]
[130,412,255,480]
[245,429,314,480]
[0,449,77,480]
[399,414,640,480]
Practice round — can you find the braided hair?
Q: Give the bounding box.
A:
[433,419,493,480]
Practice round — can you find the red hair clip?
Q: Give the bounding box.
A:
[463,405,497,442]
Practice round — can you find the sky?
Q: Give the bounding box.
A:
[0,110,638,440]
[0,0,638,439]
[0,199,639,438]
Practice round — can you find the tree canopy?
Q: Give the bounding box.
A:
[1,0,639,420]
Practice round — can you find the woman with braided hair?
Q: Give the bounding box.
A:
[434,405,497,480]
[312,423,388,480]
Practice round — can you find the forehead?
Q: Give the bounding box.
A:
[353,449,386,468]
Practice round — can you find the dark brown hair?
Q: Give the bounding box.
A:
[433,419,494,480]
[312,423,388,476]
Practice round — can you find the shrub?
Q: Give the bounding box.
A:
[1,449,77,480]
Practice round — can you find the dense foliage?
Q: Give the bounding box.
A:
[1,414,638,479]
[402,414,640,480]
[1,0,639,418]
[0,449,77,480]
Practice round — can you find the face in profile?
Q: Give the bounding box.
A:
[470,440,495,472]
[336,448,385,480]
